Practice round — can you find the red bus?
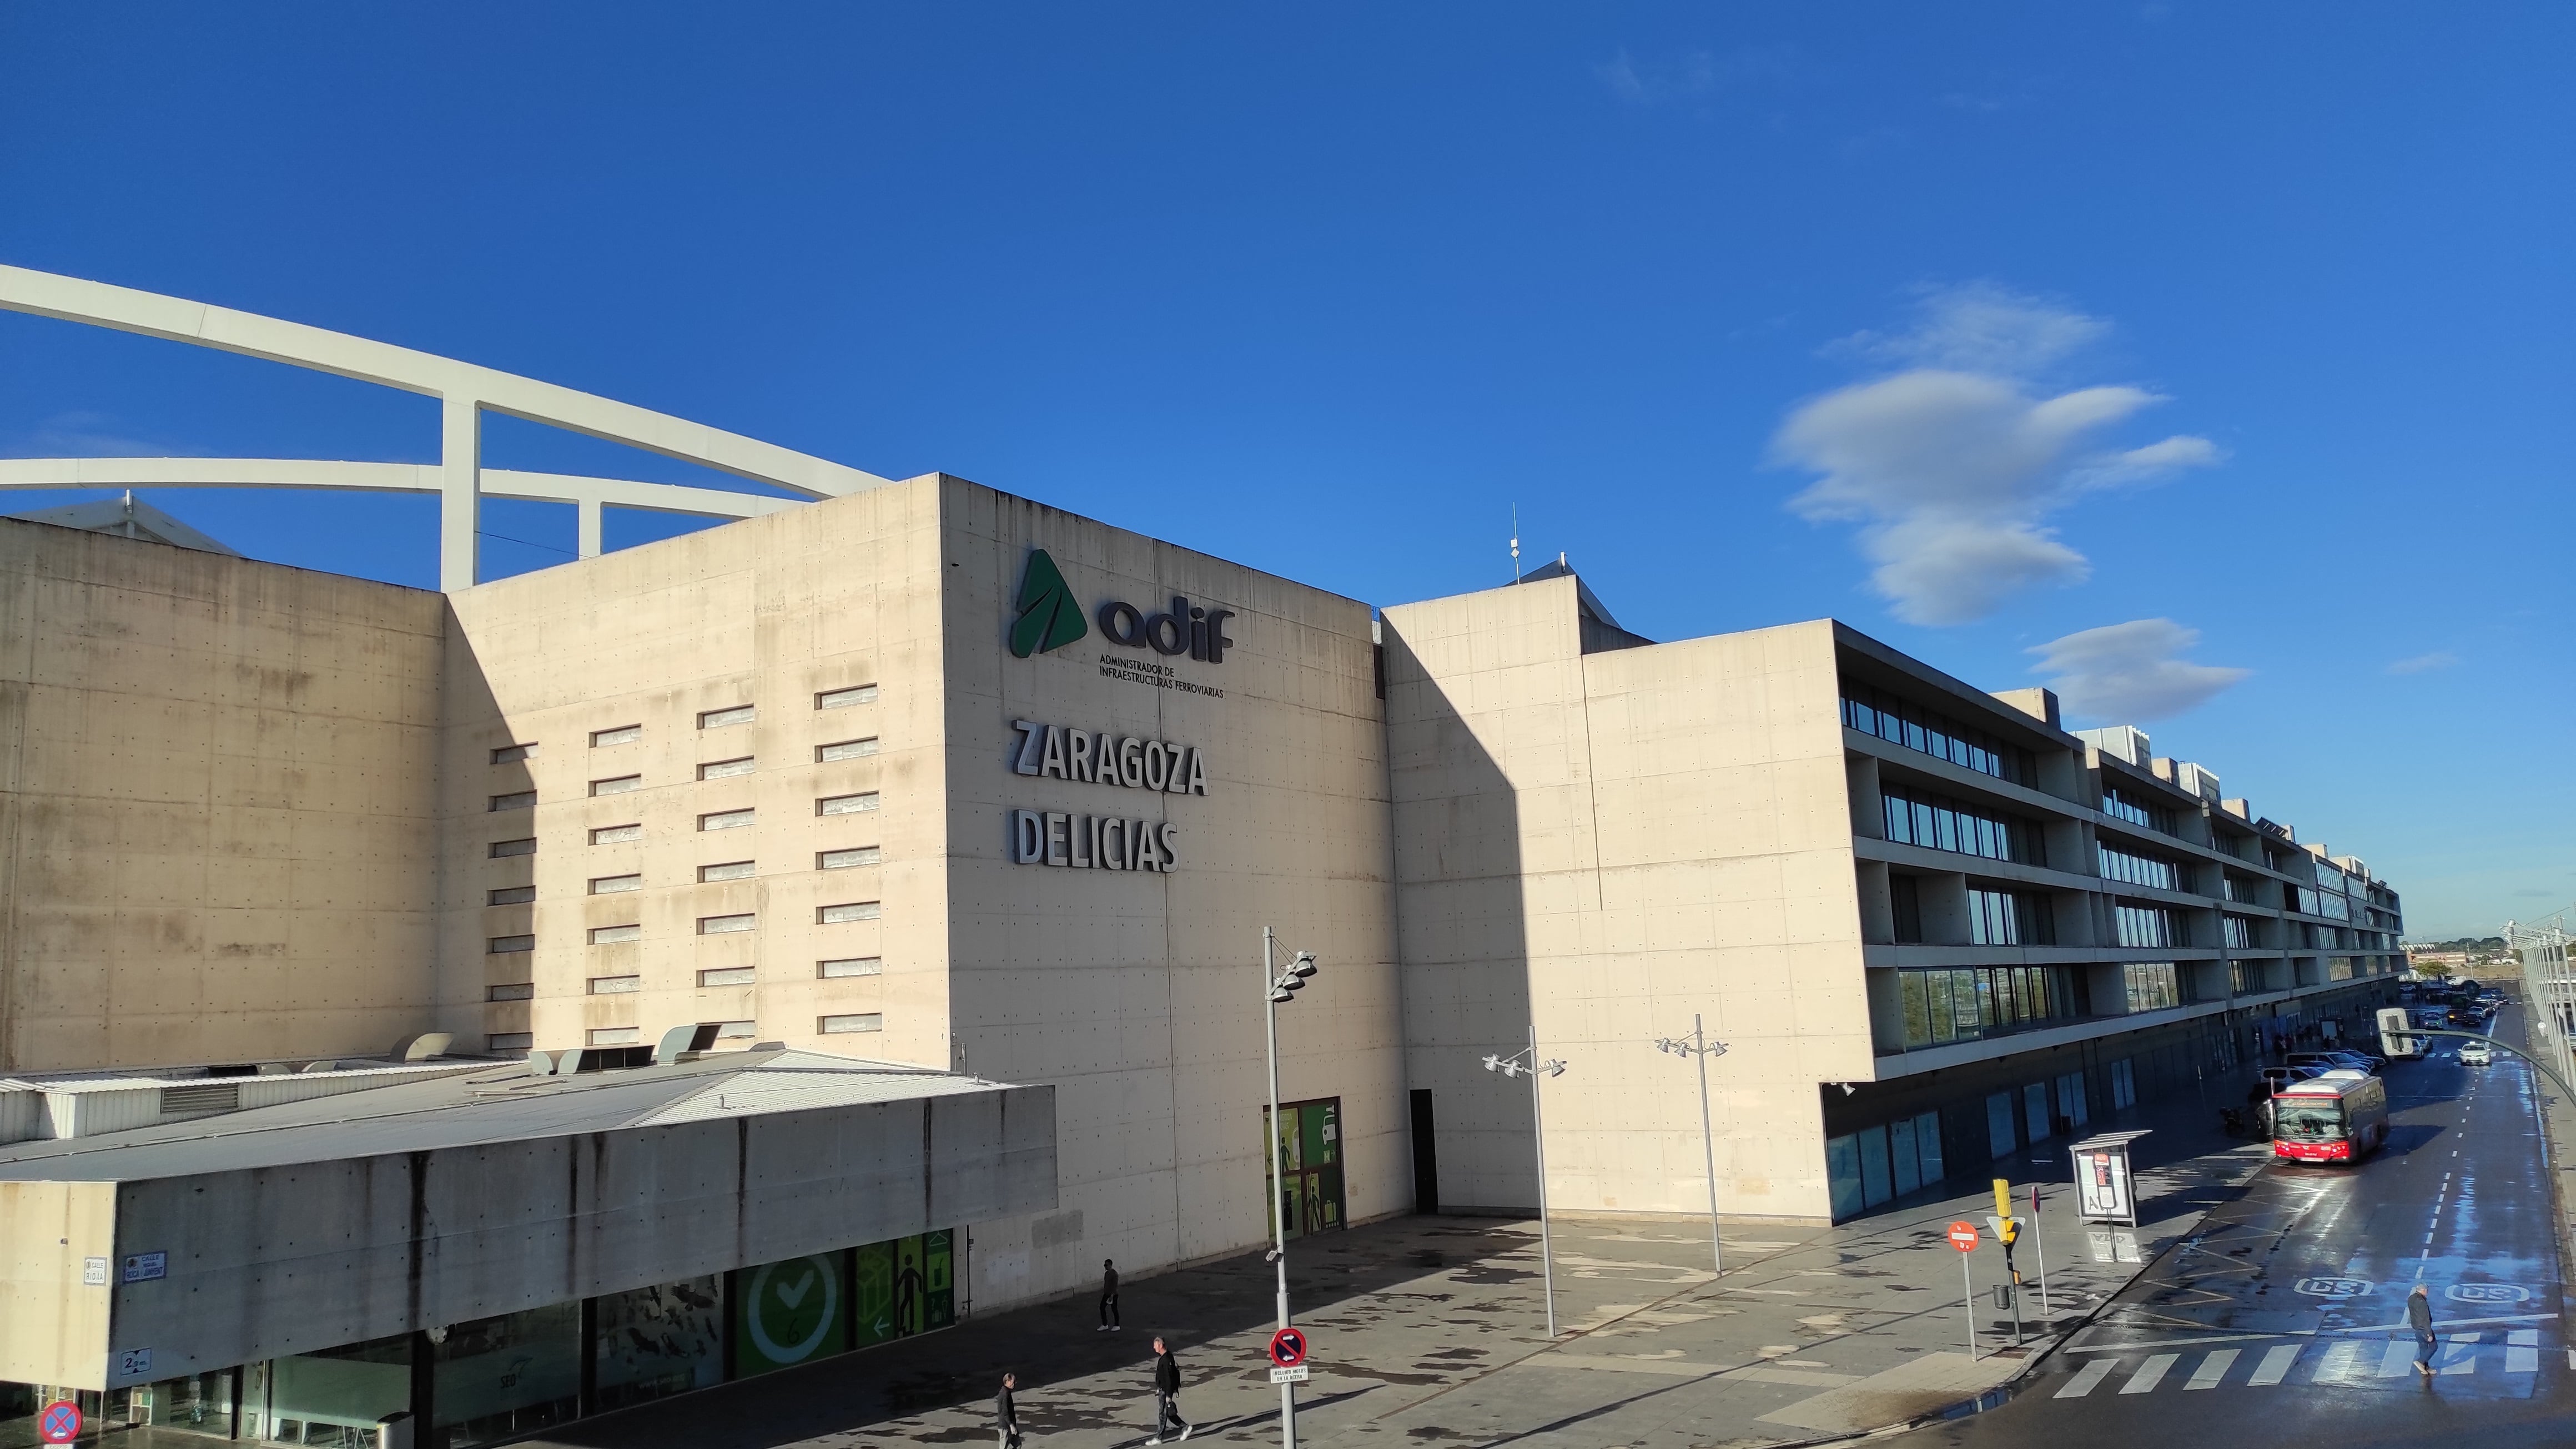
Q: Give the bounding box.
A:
[2273,1073,2390,1163]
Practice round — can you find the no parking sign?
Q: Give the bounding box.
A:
[38,1400,80,1444]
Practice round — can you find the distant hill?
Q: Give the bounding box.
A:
[2408,936,2507,952]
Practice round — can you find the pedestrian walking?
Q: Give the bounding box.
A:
[2408,1284,2438,1374]
[996,1372,1023,1449]
[1098,1259,1121,1332]
[1145,1336,1191,1445]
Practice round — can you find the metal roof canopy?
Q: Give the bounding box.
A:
[0,1048,1055,1392]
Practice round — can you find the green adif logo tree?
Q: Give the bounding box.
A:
[1009,548,1090,658]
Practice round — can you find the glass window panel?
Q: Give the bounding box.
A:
[1986,1091,2018,1159]
[1901,973,1930,1047]
[733,1250,851,1375]
[1825,1134,1863,1220]
[594,1277,725,1413]
[434,1302,581,1448]
[2025,1082,2054,1141]
[1915,1110,1945,1184]
[259,1334,412,1444]
[1929,972,1956,1042]
[1858,1125,1893,1208]
[1890,1117,1921,1196]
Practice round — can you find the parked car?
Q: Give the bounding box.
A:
[2460,1040,2494,1066]
[2290,1051,2382,1076]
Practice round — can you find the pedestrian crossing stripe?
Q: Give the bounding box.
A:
[2052,1331,2544,1397]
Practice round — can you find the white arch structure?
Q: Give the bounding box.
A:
[0,264,886,590]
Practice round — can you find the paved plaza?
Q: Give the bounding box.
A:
[531,1093,2270,1449]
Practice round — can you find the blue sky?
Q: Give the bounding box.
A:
[1,5,2567,937]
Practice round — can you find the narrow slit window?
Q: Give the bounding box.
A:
[817,847,881,871]
[701,809,756,832]
[589,975,641,994]
[816,685,877,710]
[817,738,879,763]
[700,757,754,780]
[589,874,641,894]
[819,957,882,978]
[590,823,643,844]
[818,902,881,925]
[588,924,642,944]
[491,743,537,764]
[700,705,756,729]
[818,792,879,816]
[819,1013,884,1034]
[487,886,536,906]
[698,861,756,883]
[487,982,534,1002]
[587,1027,641,1045]
[490,838,538,858]
[489,791,537,812]
[488,1032,534,1051]
[699,913,757,935]
[698,966,757,987]
[488,934,535,954]
[591,724,642,747]
[590,775,643,797]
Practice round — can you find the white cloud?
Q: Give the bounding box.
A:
[1594,46,1795,106]
[1775,285,2221,625]
[2386,651,2460,676]
[2029,618,2250,722]
[3,410,178,457]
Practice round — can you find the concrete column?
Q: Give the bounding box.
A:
[440,396,481,591]
[577,498,603,559]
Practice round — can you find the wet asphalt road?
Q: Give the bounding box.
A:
[1892,1005,2572,1448]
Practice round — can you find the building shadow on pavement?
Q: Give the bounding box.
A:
[517,1217,1542,1449]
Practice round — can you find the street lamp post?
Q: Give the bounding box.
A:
[1481,1030,1568,1337]
[1652,1013,1730,1287]
[1261,927,1318,1449]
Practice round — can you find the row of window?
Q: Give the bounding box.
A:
[1966,887,2055,947]
[485,687,881,768]
[1842,687,2037,784]
[1895,964,2082,1049]
[2097,843,2180,891]
[2223,914,2259,949]
[487,901,879,953]
[2112,901,2181,949]
[485,795,881,858]
[2100,783,2178,836]
[487,957,883,1000]
[484,847,887,908]
[484,1011,883,1053]
[1881,786,2046,865]
[493,768,881,814]
[2122,961,2183,1012]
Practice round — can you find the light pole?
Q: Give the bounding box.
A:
[1481,1030,1568,1337]
[1261,927,1318,1449]
[1652,1013,1729,1287]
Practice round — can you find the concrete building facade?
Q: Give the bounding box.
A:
[0,269,2411,1442]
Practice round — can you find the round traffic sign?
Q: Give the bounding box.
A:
[1946,1220,1980,1254]
[38,1400,82,1445]
[1268,1325,1310,1368]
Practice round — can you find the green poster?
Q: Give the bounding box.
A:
[891,1235,927,1337]
[852,1240,897,1347]
[924,1229,955,1330]
[733,1251,849,1376]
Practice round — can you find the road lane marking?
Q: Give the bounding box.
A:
[2121,1354,2178,1393]
[2249,1344,2300,1385]
[2377,1341,2417,1377]
[2439,1334,2479,1375]
[2507,1330,2538,1374]
[2184,1349,2236,1389]
[2056,1359,2116,1398]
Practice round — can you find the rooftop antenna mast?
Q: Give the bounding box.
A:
[1510,505,1521,583]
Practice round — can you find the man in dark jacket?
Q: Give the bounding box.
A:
[1146,1337,1191,1444]
[996,1371,1023,1449]
[1099,1259,1121,1332]
[2408,1284,2438,1373]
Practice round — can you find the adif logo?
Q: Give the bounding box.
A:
[1009,549,1089,658]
